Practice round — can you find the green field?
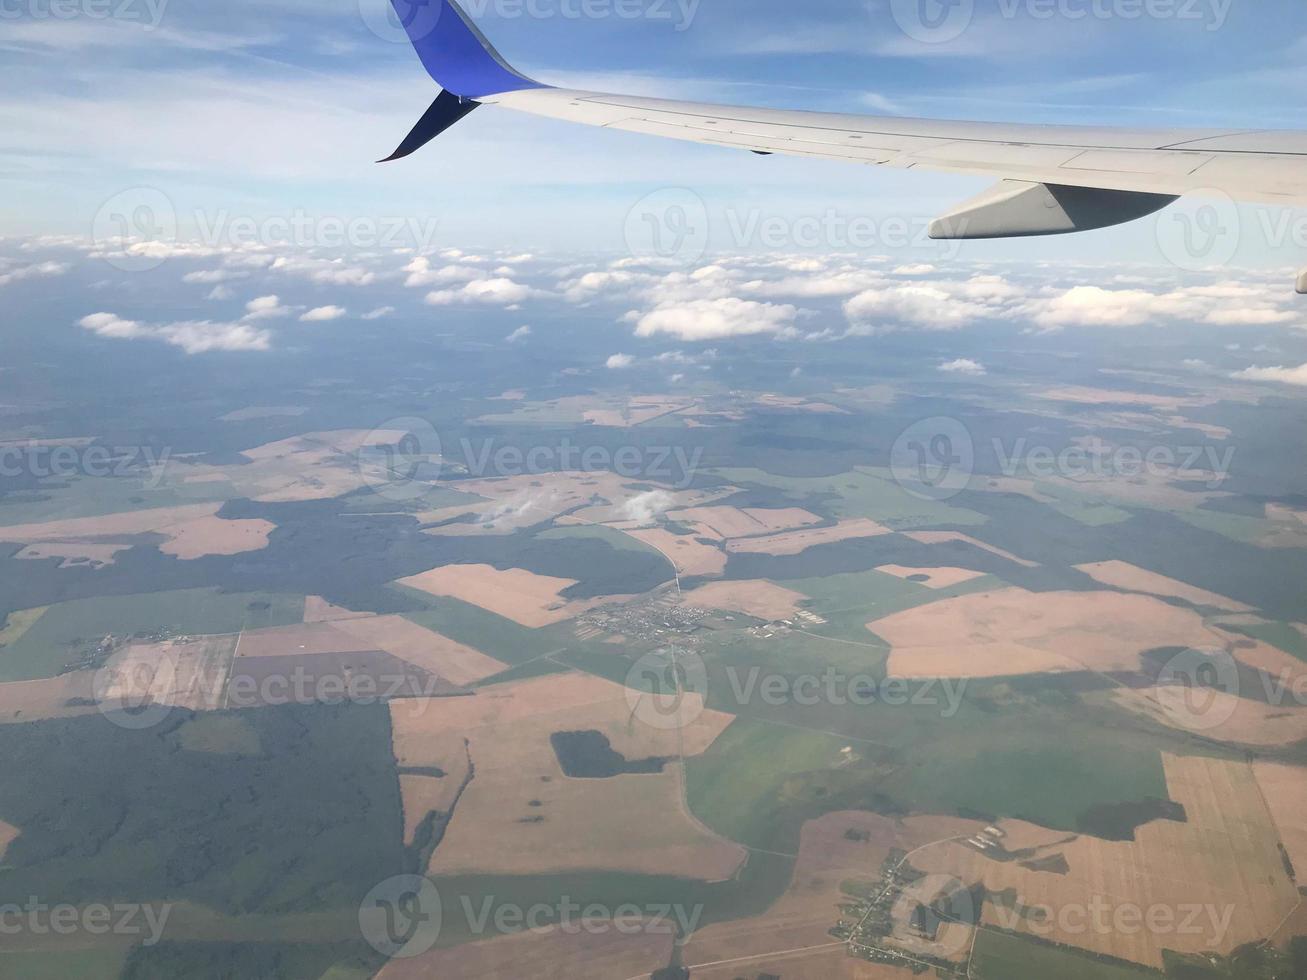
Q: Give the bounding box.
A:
[0,473,231,527]
[686,718,854,853]
[537,523,668,558]
[1220,620,1307,662]
[686,709,1181,853]
[712,466,988,529]
[972,930,1159,979]
[394,586,567,666]
[0,588,305,682]
[0,949,131,980]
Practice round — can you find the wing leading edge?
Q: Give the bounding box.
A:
[383,0,1307,291]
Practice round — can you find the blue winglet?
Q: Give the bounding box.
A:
[388,0,546,100]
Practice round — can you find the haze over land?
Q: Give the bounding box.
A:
[0,230,1306,978]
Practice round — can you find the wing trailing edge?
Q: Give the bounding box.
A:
[928,180,1178,240]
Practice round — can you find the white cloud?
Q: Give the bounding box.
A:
[183,268,245,284]
[0,260,68,287]
[362,306,394,320]
[425,278,533,307]
[403,257,485,288]
[844,283,992,333]
[300,305,347,322]
[1026,283,1297,331]
[79,312,271,354]
[244,294,291,320]
[618,490,675,525]
[206,285,234,301]
[633,297,800,342]
[894,263,937,276]
[79,312,147,339]
[939,358,986,376]
[606,353,636,369]
[506,325,532,342]
[269,255,376,287]
[1235,363,1307,386]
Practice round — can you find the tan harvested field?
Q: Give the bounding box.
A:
[0,671,100,725]
[420,471,637,535]
[1212,627,1307,687]
[301,596,370,623]
[389,673,745,879]
[397,564,625,627]
[16,541,130,567]
[1035,385,1209,410]
[0,820,18,861]
[1076,561,1254,612]
[0,503,275,561]
[158,514,275,560]
[235,622,374,659]
[1108,688,1307,748]
[1252,762,1307,876]
[218,405,307,422]
[622,528,727,577]
[373,925,674,980]
[330,615,506,686]
[180,429,408,503]
[564,484,739,528]
[903,531,1039,567]
[398,774,455,845]
[584,395,696,427]
[876,588,1221,679]
[669,505,821,539]
[100,635,238,713]
[876,565,987,590]
[754,393,850,415]
[681,580,807,621]
[913,754,1300,969]
[1268,503,1307,526]
[727,519,891,556]
[688,946,852,979]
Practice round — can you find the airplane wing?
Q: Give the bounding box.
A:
[383,0,1307,290]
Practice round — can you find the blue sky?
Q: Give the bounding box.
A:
[4,0,1307,382]
[4,0,1307,261]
